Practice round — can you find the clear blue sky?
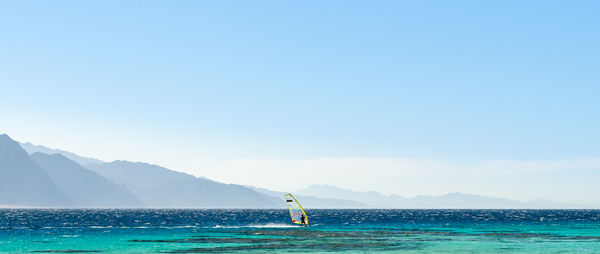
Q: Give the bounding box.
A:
[1,1,599,201]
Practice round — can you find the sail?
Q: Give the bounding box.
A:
[284,193,309,226]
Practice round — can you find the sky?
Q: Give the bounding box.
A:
[1,1,599,204]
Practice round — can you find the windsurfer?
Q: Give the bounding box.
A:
[300,214,306,227]
[285,193,309,227]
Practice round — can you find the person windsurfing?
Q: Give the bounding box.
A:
[284,193,310,227]
[300,214,307,227]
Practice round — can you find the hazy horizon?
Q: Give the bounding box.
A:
[2,1,599,206]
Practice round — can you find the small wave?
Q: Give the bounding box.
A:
[248,223,299,228]
[212,223,298,229]
[88,226,113,229]
[168,225,197,229]
[211,225,242,229]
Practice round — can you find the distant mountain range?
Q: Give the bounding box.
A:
[20,142,104,166]
[85,161,278,208]
[0,134,71,207]
[246,185,366,208]
[30,152,142,208]
[0,133,595,208]
[294,184,594,209]
[1,134,279,208]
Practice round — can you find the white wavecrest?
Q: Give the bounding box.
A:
[212,223,299,229]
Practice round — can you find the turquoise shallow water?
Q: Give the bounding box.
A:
[1,209,600,253]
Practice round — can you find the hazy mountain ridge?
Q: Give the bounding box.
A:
[0,134,280,208]
[0,135,71,207]
[85,161,196,193]
[296,184,393,207]
[20,142,104,166]
[30,152,143,208]
[86,161,279,208]
[1,133,595,208]
[295,184,595,209]
[246,185,367,208]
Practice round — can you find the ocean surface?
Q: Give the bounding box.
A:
[1,209,600,253]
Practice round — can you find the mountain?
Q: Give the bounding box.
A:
[20,142,104,166]
[30,152,143,208]
[295,184,593,209]
[296,184,397,207]
[404,193,593,209]
[522,199,591,209]
[247,185,368,208]
[6,135,594,209]
[0,134,71,207]
[405,193,525,209]
[86,161,194,192]
[86,161,279,208]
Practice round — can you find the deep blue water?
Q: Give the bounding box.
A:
[4,209,600,228]
[1,209,600,253]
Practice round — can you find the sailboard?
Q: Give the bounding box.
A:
[284,193,310,226]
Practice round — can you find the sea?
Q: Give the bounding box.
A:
[1,209,600,253]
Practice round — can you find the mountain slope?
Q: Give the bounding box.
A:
[295,184,592,208]
[296,184,397,207]
[247,185,368,208]
[20,142,104,166]
[86,161,194,193]
[31,152,143,208]
[405,193,525,209]
[86,161,279,208]
[0,134,71,207]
